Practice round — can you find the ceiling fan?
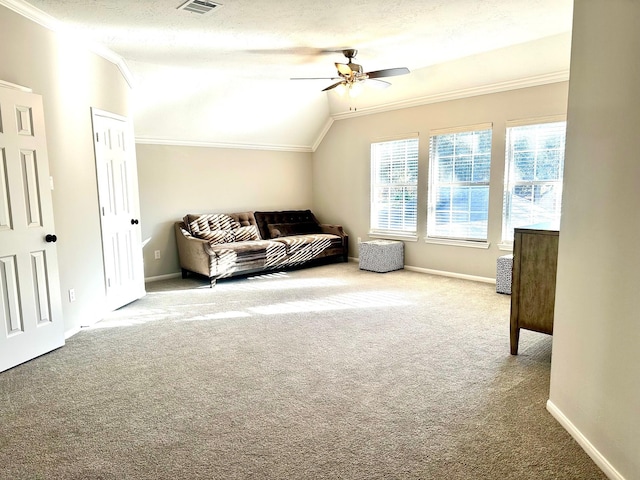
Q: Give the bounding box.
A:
[291,49,410,94]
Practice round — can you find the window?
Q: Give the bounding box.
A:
[427,125,492,242]
[502,120,566,243]
[370,137,419,236]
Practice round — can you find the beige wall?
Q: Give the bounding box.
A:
[0,6,131,334]
[135,144,313,278]
[312,82,569,279]
[549,1,640,478]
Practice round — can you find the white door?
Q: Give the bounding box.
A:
[0,85,65,373]
[91,109,145,311]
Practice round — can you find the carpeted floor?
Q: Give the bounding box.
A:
[0,262,606,479]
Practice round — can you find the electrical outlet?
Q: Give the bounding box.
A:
[68,288,75,302]
[357,237,362,243]
[154,250,161,259]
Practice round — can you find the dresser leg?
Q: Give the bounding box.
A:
[510,326,520,355]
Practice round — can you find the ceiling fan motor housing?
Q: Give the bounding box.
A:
[343,49,358,60]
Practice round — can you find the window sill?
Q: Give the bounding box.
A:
[424,237,490,249]
[497,242,514,252]
[368,232,419,242]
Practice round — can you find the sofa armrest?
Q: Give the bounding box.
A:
[319,224,346,237]
[320,224,349,261]
[174,222,215,277]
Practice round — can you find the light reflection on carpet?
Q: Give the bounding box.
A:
[249,290,410,315]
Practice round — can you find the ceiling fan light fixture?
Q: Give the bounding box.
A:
[348,81,363,98]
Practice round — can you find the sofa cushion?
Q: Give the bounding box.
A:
[208,240,287,273]
[184,212,262,245]
[184,213,239,235]
[267,222,322,238]
[199,229,235,245]
[234,225,261,242]
[255,210,320,240]
[230,212,259,228]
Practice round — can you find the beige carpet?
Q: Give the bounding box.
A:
[0,262,606,479]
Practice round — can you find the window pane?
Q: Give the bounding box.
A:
[470,186,489,212]
[428,128,492,241]
[454,156,473,182]
[502,121,566,242]
[454,132,473,155]
[513,152,534,181]
[535,149,563,181]
[452,186,469,210]
[436,134,454,157]
[407,160,419,183]
[511,131,532,151]
[477,130,492,152]
[473,154,491,182]
[371,138,419,234]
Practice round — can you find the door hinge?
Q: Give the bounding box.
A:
[96,132,99,142]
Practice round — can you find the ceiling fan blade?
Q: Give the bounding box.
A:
[322,81,345,92]
[366,67,410,79]
[291,77,339,80]
[336,63,353,76]
[367,78,391,89]
[245,47,338,56]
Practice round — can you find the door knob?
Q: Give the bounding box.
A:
[45,234,57,243]
[131,219,139,225]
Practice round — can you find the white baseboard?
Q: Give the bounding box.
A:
[349,257,495,284]
[546,400,624,480]
[404,265,495,284]
[64,326,81,340]
[145,272,182,283]
[146,263,494,285]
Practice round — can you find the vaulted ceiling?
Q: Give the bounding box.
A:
[16,0,573,150]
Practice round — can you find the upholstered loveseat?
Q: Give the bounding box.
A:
[175,210,348,286]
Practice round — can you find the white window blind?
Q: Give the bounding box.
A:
[502,120,566,242]
[370,138,419,235]
[428,127,492,241]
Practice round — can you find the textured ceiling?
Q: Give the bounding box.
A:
[19,0,574,150]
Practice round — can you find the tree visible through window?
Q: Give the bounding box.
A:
[428,127,492,241]
[370,138,419,236]
[502,121,566,242]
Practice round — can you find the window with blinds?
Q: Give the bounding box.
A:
[502,120,566,243]
[428,126,492,241]
[370,138,419,236]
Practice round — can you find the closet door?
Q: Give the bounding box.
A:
[91,108,145,311]
[0,85,65,373]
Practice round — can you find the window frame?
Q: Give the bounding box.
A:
[369,135,419,240]
[426,123,493,246]
[500,116,566,248]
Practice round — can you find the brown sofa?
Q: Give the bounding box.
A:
[175,210,348,286]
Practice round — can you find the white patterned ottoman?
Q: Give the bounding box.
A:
[359,240,404,273]
[496,254,513,294]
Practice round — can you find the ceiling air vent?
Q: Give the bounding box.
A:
[177,0,223,15]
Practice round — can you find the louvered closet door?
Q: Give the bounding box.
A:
[0,86,65,373]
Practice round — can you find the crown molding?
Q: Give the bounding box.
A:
[331,70,570,121]
[311,117,334,152]
[0,0,135,88]
[87,43,135,89]
[135,136,314,153]
[0,79,32,92]
[0,0,61,29]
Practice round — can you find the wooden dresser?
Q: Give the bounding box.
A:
[510,224,560,355]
